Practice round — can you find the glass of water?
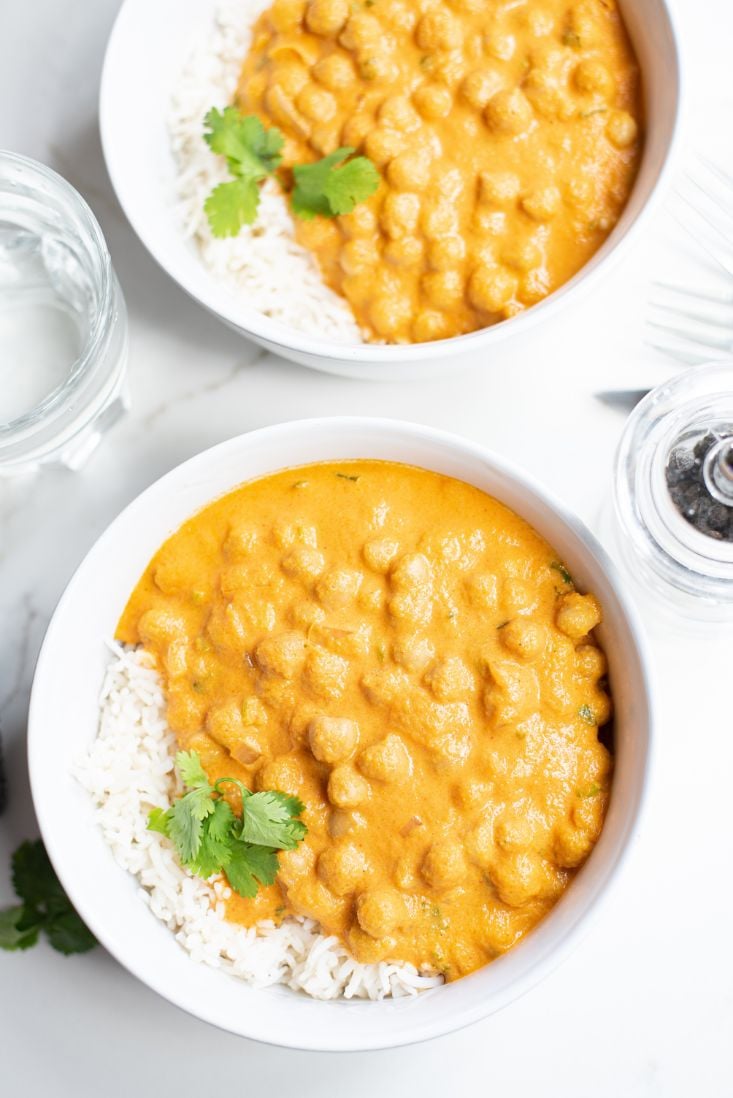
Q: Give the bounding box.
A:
[0,151,129,475]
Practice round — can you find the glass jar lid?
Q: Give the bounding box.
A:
[614,362,733,616]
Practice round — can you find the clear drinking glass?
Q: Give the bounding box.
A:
[611,362,733,624]
[0,151,129,475]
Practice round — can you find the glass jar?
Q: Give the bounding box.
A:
[0,152,129,475]
[612,362,733,623]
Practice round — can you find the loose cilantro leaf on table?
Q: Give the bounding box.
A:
[292,147,380,220]
[203,107,284,237]
[0,840,96,956]
[148,750,307,901]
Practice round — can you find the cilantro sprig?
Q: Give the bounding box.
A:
[148,750,307,899]
[202,106,380,237]
[203,107,284,237]
[0,840,96,955]
[291,147,380,220]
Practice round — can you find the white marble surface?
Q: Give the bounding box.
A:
[2,0,733,1093]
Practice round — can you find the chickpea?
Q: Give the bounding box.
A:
[416,9,462,50]
[556,592,602,638]
[242,696,267,726]
[304,647,349,699]
[255,631,307,678]
[425,657,474,701]
[575,643,607,679]
[422,269,464,308]
[265,84,311,135]
[356,888,407,938]
[392,633,435,672]
[478,170,520,207]
[340,238,380,275]
[358,734,412,782]
[223,523,258,560]
[257,755,305,796]
[312,52,355,90]
[290,601,326,629]
[269,59,309,99]
[358,54,399,84]
[379,95,421,133]
[273,519,318,549]
[380,190,421,239]
[422,839,467,890]
[553,819,594,868]
[317,842,369,895]
[316,567,363,608]
[164,638,188,679]
[485,31,516,61]
[138,606,188,648]
[489,851,544,906]
[502,238,543,273]
[369,294,412,338]
[296,83,337,123]
[309,715,360,763]
[521,185,561,222]
[606,110,639,148]
[574,59,614,97]
[484,88,533,135]
[281,545,326,581]
[500,617,548,660]
[339,10,382,49]
[305,0,348,36]
[465,817,494,867]
[466,572,498,609]
[329,808,368,838]
[363,537,400,573]
[460,69,503,111]
[381,238,421,269]
[365,126,406,167]
[391,552,432,591]
[421,199,458,238]
[270,0,306,32]
[413,83,453,120]
[468,265,517,313]
[412,310,451,342]
[341,112,373,148]
[328,765,370,807]
[494,810,534,851]
[428,235,465,270]
[387,151,432,192]
[502,578,536,615]
[565,2,600,47]
[166,688,206,735]
[205,701,244,752]
[340,203,377,238]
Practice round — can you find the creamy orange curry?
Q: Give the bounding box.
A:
[118,461,612,980]
[236,0,642,342]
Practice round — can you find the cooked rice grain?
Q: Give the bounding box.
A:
[74,643,443,1000]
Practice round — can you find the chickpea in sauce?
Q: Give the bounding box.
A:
[235,0,643,343]
[118,461,612,981]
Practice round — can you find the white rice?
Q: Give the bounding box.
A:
[168,0,363,343]
[75,642,443,1000]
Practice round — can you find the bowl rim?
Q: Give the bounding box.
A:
[27,416,654,1049]
[98,0,683,365]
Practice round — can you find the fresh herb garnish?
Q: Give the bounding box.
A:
[335,472,361,481]
[577,783,601,799]
[203,108,284,237]
[578,705,596,725]
[0,840,96,955]
[291,147,380,220]
[148,750,307,899]
[550,561,574,586]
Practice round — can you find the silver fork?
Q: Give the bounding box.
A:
[646,157,733,365]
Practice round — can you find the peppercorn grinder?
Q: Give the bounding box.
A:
[612,362,733,622]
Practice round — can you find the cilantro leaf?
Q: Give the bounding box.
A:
[578,704,596,725]
[147,806,172,836]
[204,108,283,177]
[291,147,380,220]
[1,839,97,956]
[205,178,261,237]
[45,909,97,956]
[11,839,65,910]
[0,906,41,951]
[243,791,308,850]
[189,800,235,879]
[202,108,284,237]
[224,843,279,899]
[168,787,215,864]
[175,750,213,791]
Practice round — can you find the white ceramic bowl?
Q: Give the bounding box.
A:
[99,0,682,380]
[28,418,652,1050]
